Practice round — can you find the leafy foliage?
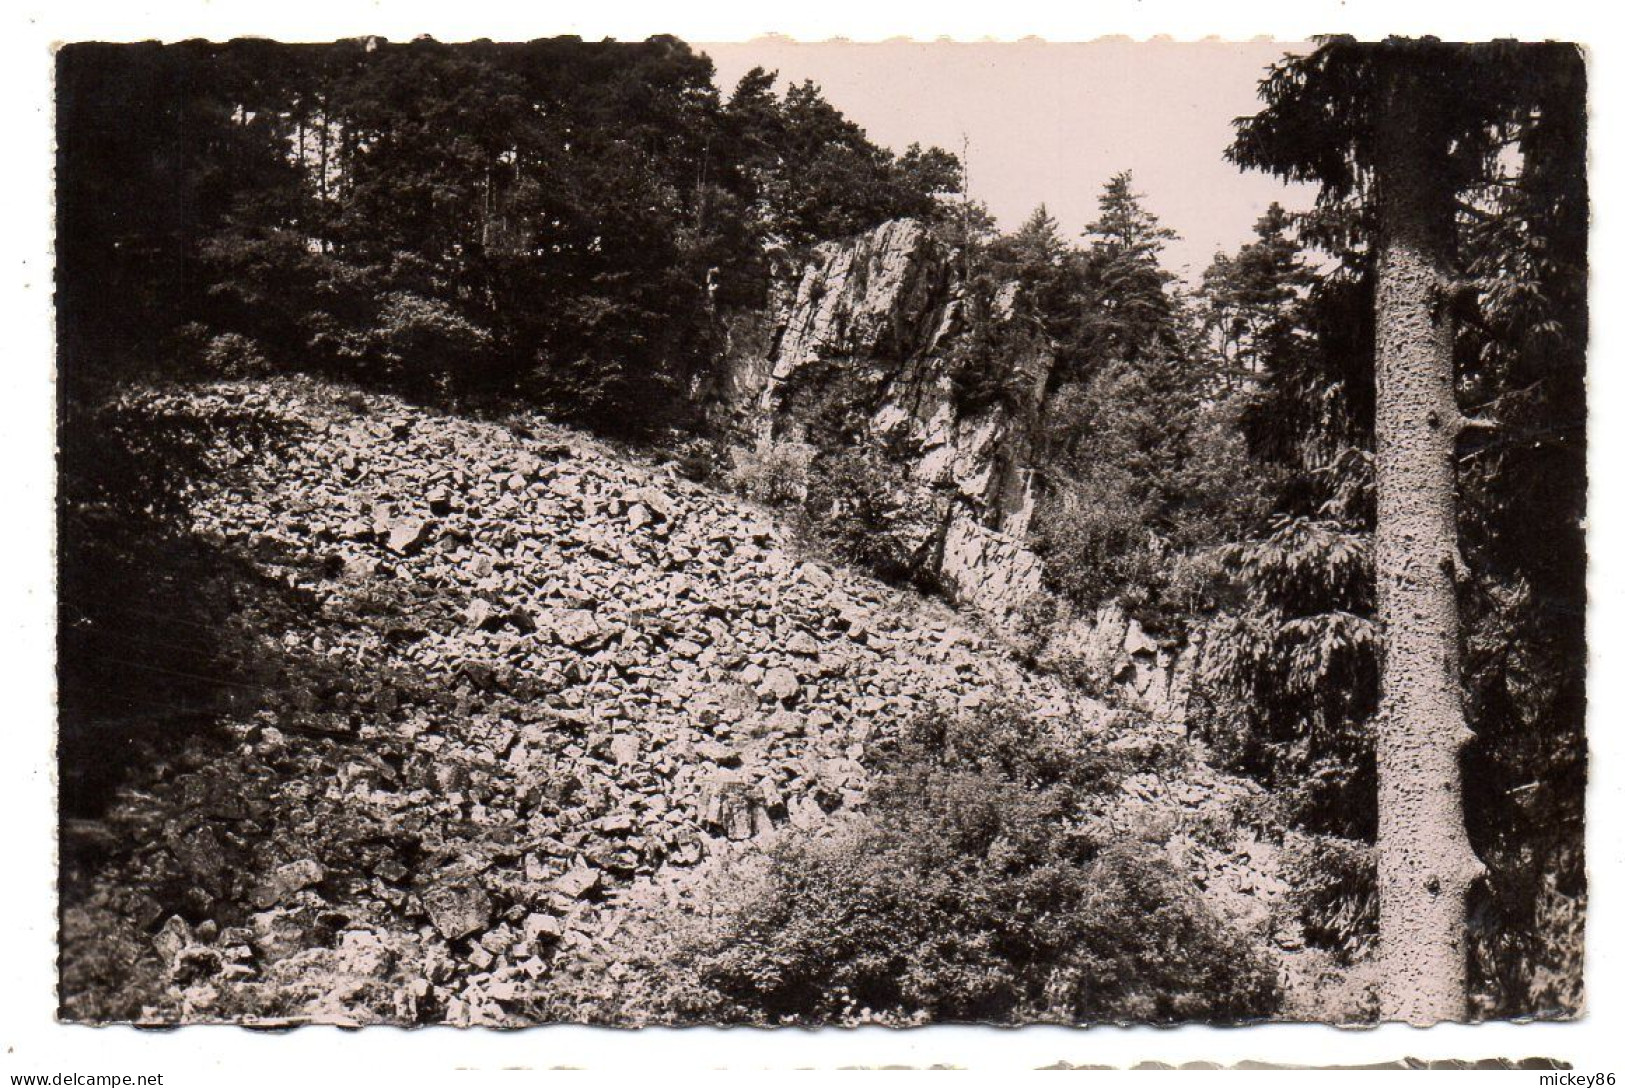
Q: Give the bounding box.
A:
[1062,172,1183,377]
[1227,39,1586,1015]
[724,70,963,252]
[939,206,1078,417]
[1281,834,1378,961]
[1201,515,1378,835]
[724,437,816,507]
[655,704,1280,1025]
[1034,362,1273,625]
[56,40,963,431]
[1198,203,1317,381]
[971,178,1277,626]
[800,449,936,585]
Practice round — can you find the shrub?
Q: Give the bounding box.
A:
[725,437,816,506]
[1279,948,1381,1024]
[654,703,1281,1025]
[1032,463,1165,614]
[1033,372,1277,627]
[1007,588,1064,668]
[945,300,1044,417]
[1280,832,1377,960]
[199,332,270,379]
[365,291,494,394]
[801,449,935,584]
[669,438,719,484]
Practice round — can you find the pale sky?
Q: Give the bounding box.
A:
[701,39,1320,282]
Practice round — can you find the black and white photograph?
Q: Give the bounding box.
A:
[35,14,1597,1056]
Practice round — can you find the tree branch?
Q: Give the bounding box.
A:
[1462,379,1546,415]
[1456,421,1583,466]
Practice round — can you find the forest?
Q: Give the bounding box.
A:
[56,36,1586,1026]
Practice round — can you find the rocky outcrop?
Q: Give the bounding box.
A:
[717,219,1201,713]
[60,377,1118,1026]
[1036,604,1199,722]
[720,219,1051,617]
[938,515,1044,617]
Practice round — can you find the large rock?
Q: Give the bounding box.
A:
[385,516,438,555]
[1038,602,1198,721]
[422,885,493,941]
[550,608,605,649]
[759,667,800,703]
[250,859,326,909]
[717,218,1050,618]
[937,515,1044,619]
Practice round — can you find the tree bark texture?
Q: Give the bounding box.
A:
[1372,64,1486,1024]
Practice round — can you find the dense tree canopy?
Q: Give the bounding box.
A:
[1222,37,1586,1019]
[1003,177,1272,625]
[57,38,963,431]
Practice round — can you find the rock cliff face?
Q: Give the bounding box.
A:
[720,218,1194,719]
[1035,604,1201,723]
[720,219,1051,617]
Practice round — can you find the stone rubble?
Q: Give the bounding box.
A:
[60,376,1284,1026]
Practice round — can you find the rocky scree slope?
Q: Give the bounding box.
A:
[60,377,1286,1026]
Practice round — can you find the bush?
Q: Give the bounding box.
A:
[1279,948,1381,1023]
[725,437,816,506]
[669,438,719,484]
[1007,588,1065,668]
[196,332,270,379]
[1032,462,1166,614]
[365,291,494,394]
[1033,372,1277,626]
[652,703,1280,1025]
[1280,832,1377,960]
[801,449,935,584]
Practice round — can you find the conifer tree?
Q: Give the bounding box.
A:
[1231,37,1586,1022]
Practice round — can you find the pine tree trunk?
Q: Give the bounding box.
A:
[1371,62,1486,1024]
[319,103,330,205]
